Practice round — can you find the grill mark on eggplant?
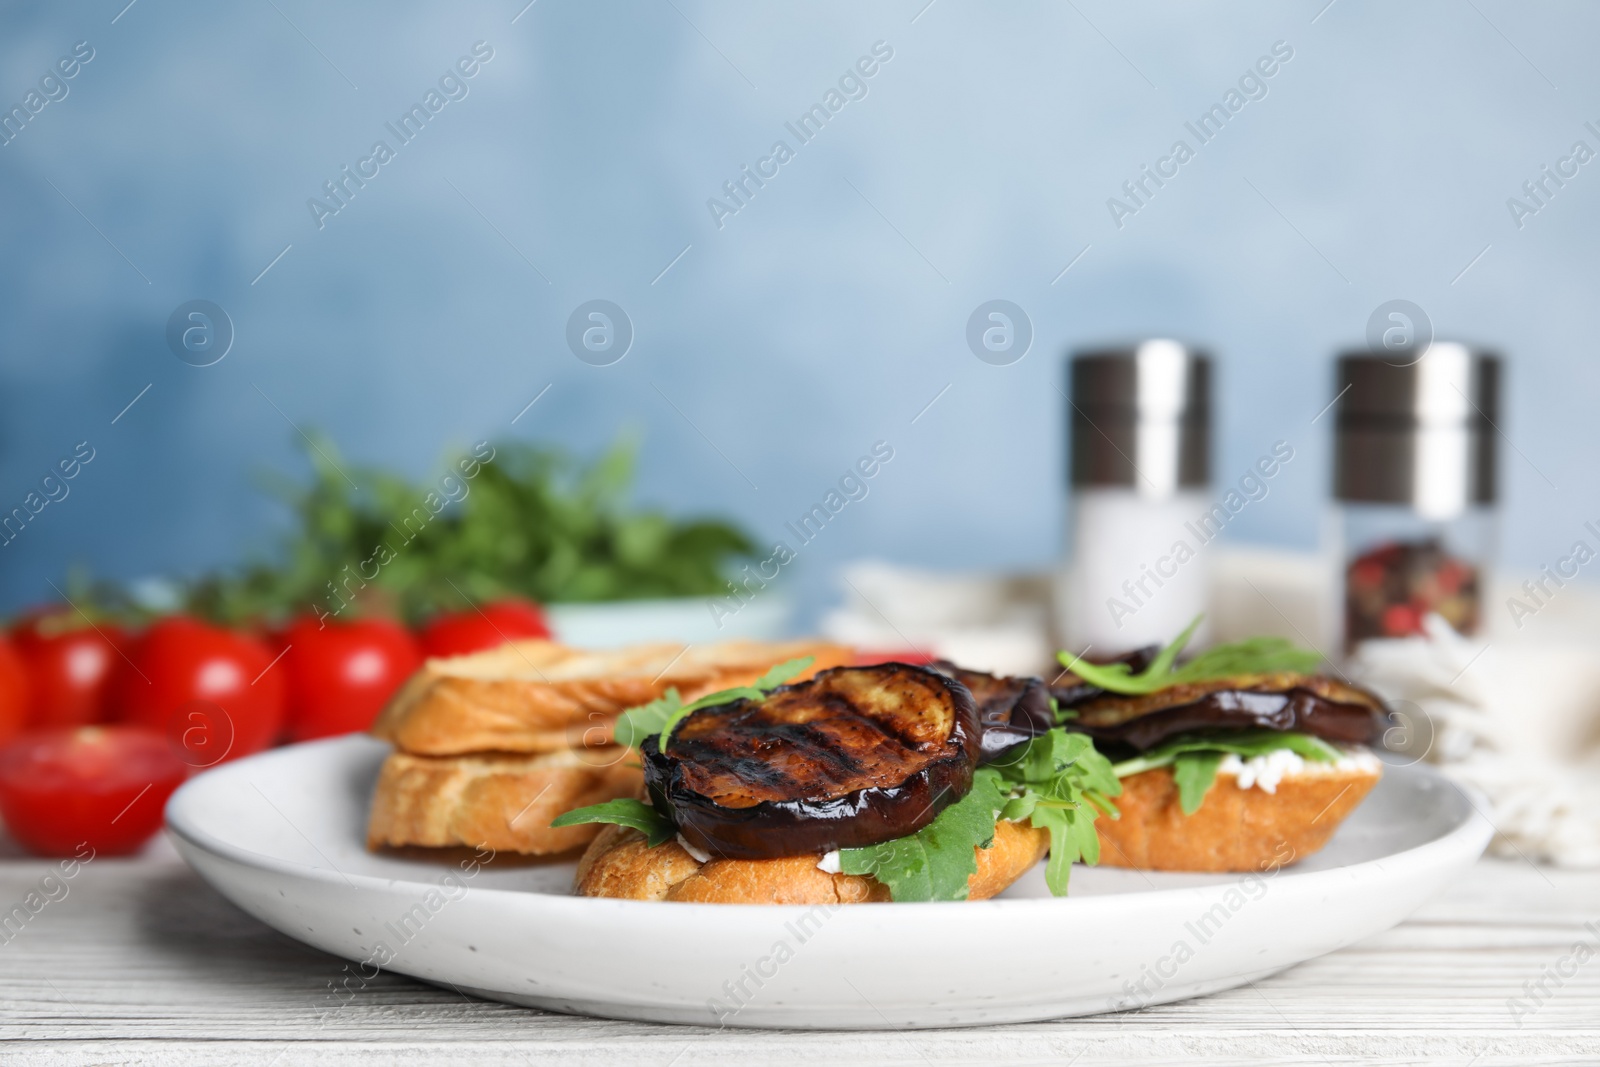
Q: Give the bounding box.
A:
[672,718,880,806]
[673,693,946,806]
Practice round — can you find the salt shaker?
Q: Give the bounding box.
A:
[1057,340,1212,655]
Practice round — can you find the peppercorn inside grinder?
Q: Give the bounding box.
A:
[1331,344,1500,651]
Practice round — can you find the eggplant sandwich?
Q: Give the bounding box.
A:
[553,658,1119,903]
[551,620,1390,901]
[1054,618,1390,873]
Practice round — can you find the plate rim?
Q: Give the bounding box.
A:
[166,735,1495,916]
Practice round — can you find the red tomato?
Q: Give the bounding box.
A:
[281,616,421,741]
[10,613,126,728]
[0,725,187,856]
[418,599,551,658]
[0,637,28,746]
[109,616,285,764]
[1381,603,1422,637]
[1349,560,1385,590]
[1436,560,1469,596]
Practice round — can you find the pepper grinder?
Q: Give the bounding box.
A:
[1333,344,1500,650]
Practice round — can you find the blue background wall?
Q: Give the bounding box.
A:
[1,0,1594,620]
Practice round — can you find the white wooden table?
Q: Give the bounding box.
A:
[2,836,1597,1066]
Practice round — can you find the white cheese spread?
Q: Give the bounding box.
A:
[675,834,711,863]
[1217,746,1381,794]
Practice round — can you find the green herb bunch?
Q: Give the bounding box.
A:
[181,434,755,626]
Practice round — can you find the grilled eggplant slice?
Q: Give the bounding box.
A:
[642,664,979,860]
[929,662,1055,762]
[1053,672,1388,753]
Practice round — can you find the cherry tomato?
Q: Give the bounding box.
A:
[0,725,187,856]
[109,616,285,764]
[1349,560,1385,590]
[1436,560,1468,596]
[10,612,126,728]
[1381,603,1422,637]
[0,637,28,747]
[418,598,551,659]
[281,616,421,741]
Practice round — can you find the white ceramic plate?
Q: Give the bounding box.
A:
[167,736,1490,1029]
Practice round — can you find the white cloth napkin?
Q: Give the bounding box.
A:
[1350,614,1600,868]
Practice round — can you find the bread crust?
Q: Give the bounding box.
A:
[1096,762,1380,872]
[369,639,856,757]
[574,817,1050,903]
[366,748,642,855]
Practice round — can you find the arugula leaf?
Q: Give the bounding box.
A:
[631,656,815,753]
[1110,729,1343,816]
[753,657,813,690]
[1049,694,1077,722]
[991,729,1122,895]
[1171,751,1226,815]
[1176,637,1326,683]
[1032,800,1101,891]
[1056,615,1324,696]
[993,729,1123,801]
[549,798,675,846]
[839,770,1009,902]
[840,730,1123,901]
[613,689,683,749]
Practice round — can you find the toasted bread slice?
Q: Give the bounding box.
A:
[573,818,1050,904]
[366,748,642,855]
[369,638,857,757]
[1096,757,1381,872]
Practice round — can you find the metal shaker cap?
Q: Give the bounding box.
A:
[1068,340,1210,496]
[1333,343,1500,518]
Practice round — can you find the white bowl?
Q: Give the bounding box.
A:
[544,594,791,648]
